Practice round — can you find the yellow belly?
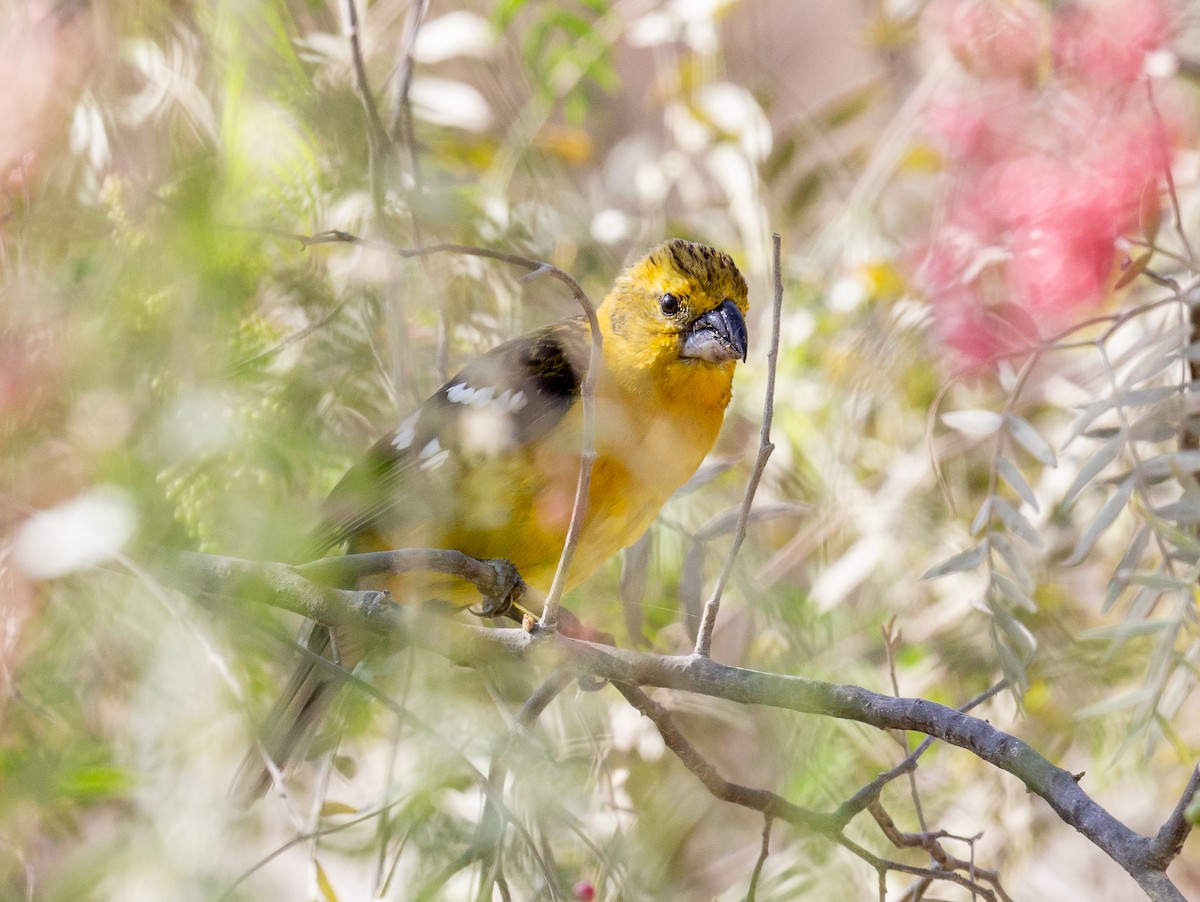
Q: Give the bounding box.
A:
[367,385,724,612]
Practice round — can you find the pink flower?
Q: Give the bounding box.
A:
[925,84,1030,164]
[934,0,1050,83]
[1054,0,1172,85]
[915,0,1179,367]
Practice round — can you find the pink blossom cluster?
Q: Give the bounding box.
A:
[917,0,1179,365]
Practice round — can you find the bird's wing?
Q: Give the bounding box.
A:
[309,316,592,559]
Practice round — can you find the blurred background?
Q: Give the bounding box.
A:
[2,0,1199,899]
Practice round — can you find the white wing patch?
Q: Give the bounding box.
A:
[418,437,450,470]
[446,382,473,404]
[448,382,528,413]
[391,413,418,450]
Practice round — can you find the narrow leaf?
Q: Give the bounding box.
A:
[1121,347,1182,387]
[997,456,1039,511]
[993,571,1037,612]
[1139,179,1161,244]
[1154,497,1200,524]
[1113,251,1152,290]
[1078,620,1174,641]
[991,532,1034,593]
[1074,687,1158,719]
[315,861,340,902]
[1103,525,1149,613]
[970,497,993,536]
[942,409,1004,436]
[1063,478,1134,566]
[1063,435,1122,508]
[1138,449,1200,480]
[1065,399,1112,446]
[992,496,1042,548]
[1005,414,1057,466]
[1124,571,1194,590]
[1117,385,1178,407]
[991,602,1038,657]
[922,543,986,580]
[1127,404,1180,442]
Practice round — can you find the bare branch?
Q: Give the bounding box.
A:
[181,554,1193,900]
[695,232,783,656]
[839,679,1009,819]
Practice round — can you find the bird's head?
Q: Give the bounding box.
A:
[599,239,749,391]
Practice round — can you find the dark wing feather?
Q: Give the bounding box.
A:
[309,316,590,559]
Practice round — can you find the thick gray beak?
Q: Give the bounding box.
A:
[681,299,748,364]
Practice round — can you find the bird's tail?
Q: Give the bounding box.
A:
[230,622,363,807]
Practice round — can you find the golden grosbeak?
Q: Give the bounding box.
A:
[234,238,749,802]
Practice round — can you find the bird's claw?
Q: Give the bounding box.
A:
[469,558,526,620]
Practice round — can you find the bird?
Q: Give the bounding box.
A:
[232,238,749,803]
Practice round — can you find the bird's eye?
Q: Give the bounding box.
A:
[659,293,680,316]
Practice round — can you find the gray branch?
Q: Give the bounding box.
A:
[178,552,1195,901]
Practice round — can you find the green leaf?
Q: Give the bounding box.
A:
[493,0,529,29]
[1005,414,1056,467]
[1124,571,1195,590]
[1075,687,1159,719]
[1113,251,1152,290]
[997,456,1039,511]
[971,497,993,536]
[993,496,1042,548]
[993,571,1037,612]
[1078,620,1174,640]
[819,82,881,130]
[992,532,1034,593]
[922,543,986,580]
[1117,385,1178,407]
[1153,497,1200,524]
[1139,450,1200,480]
[1103,526,1150,612]
[1065,398,1111,446]
[315,860,340,902]
[942,409,1003,436]
[1063,435,1122,508]
[1063,478,1133,566]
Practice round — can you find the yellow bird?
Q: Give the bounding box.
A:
[234,238,749,802]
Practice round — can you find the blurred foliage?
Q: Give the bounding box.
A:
[1,1,1198,900]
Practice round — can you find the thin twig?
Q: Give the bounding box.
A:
[1145,763,1199,868]
[882,618,929,833]
[386,0,428,158]
[745,816,772,902]
[694,232,783,656]
[342,0,390,173]
[1146,80,1195,268]
[833,833,999,901]
[868,801,1012,902]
